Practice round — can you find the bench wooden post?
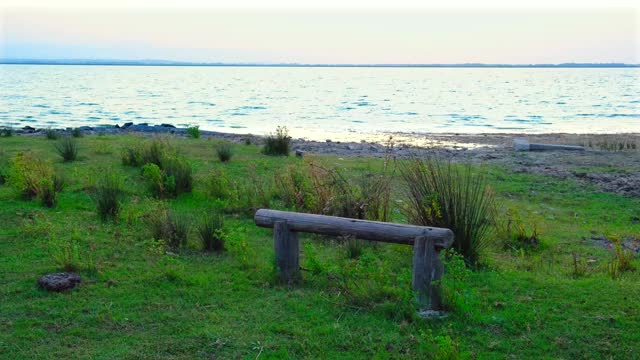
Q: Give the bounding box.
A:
[412,236,445,311]
[273,220,300,284]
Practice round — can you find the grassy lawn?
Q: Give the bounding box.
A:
[1,134,639,359]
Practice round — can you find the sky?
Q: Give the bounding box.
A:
[1,3,639,64]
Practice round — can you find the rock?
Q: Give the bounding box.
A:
[325,139,332,143]
[38,272,81,292]
[160,123,176,128]
[295,149,305,158]
[122,122,134,128]
[22,126,36,133]
[78,126,93,131]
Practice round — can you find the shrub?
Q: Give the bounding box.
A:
[55,137,79,162]
[187,125,200,139]
[216,141,233,162]
[401,158,495,266]
[262,126,291,156]
[207,168,231,199]
[95,173,123,220]
[150,210,190,250]
[344,236,365,259]
[7,152,64,206]
[45,128,59,140]
[197,213,225,252]
[49,233,82,272]
[0,127,13,137]
[142,163,166,197]
[161,156,193,195]
[71,128,84,138]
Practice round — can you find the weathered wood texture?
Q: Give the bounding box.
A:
[255,209,454,249]
[273,221,300,283]
[255,209,454,311]
[412,236,445,310]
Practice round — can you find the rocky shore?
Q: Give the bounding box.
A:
[8,123,640,197]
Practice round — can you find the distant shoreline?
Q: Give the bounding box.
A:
[1,59,639,68]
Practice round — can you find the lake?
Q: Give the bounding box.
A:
[1,65,638,140]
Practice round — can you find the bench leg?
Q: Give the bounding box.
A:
[273,220,300,284]
[412,236,444,311]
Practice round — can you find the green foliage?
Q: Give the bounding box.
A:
[401,158,495,266]
[150,209,190,250]
[95,173,124,220]
[262,126,291,156]
[7,152,64,206]
[0,127,13,137]
[45,128,59,140]
[186,125,201,139]
[121,137,174,167]
[48,232,83,272]
[55,137,79,162]
[608,243,636,279]
[496,209,540,251]
[216,141,233,162]
[207,167,231,199]
[142,163,165,197]
[197,213,225,252]
[161,156,193,195]
[71,128,84,138]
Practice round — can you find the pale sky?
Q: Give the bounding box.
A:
[1,6,639,64]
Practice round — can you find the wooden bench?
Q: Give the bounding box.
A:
[254,209,454,311]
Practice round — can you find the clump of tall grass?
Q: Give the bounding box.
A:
[71,128,84,138]
[95,173,124,220]
[262,126,291,156]
[186,125,200,139]
[7,152,65,207]
[121,137,173,167]
[123,138,192,196]
[608,243,636,279]
[197,213,225,252]
[0,127,13,137]
[45,128,59,140]
[39,173,65,207]
[216,141,233,162]
[401,157,495,266]
[150,210,190,250]
[55,137,79,162]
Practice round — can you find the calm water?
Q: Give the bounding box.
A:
[1,65,638,140]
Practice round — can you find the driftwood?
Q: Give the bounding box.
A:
[514,139,585,152]
[254,209,454,311]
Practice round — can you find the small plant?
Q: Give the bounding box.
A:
[187,125,201,139]
[216,141,233,162]
[95,173,124,220]
[150,210,190,250]
[142,163,167,197]
[45,128,59,140]
[197,213,225,252]
[344,235,365,259]
[608,243,636,279]
[0,127,13,137]
[161,156,192,195]
[570,252,587,278]
[71,128,83,138]
[39,173,65,207]
[244,137,252,145]
[55,137,79,162]
[49,233,83,272]
[262,126,291,156]
[207,168,231,199]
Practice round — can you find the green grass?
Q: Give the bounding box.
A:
[0,134,639,359]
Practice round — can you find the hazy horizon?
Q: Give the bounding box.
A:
[1,8,639,64]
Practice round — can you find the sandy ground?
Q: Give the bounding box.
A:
[11,125,640,197]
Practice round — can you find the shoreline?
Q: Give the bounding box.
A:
[5,123,639,197]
